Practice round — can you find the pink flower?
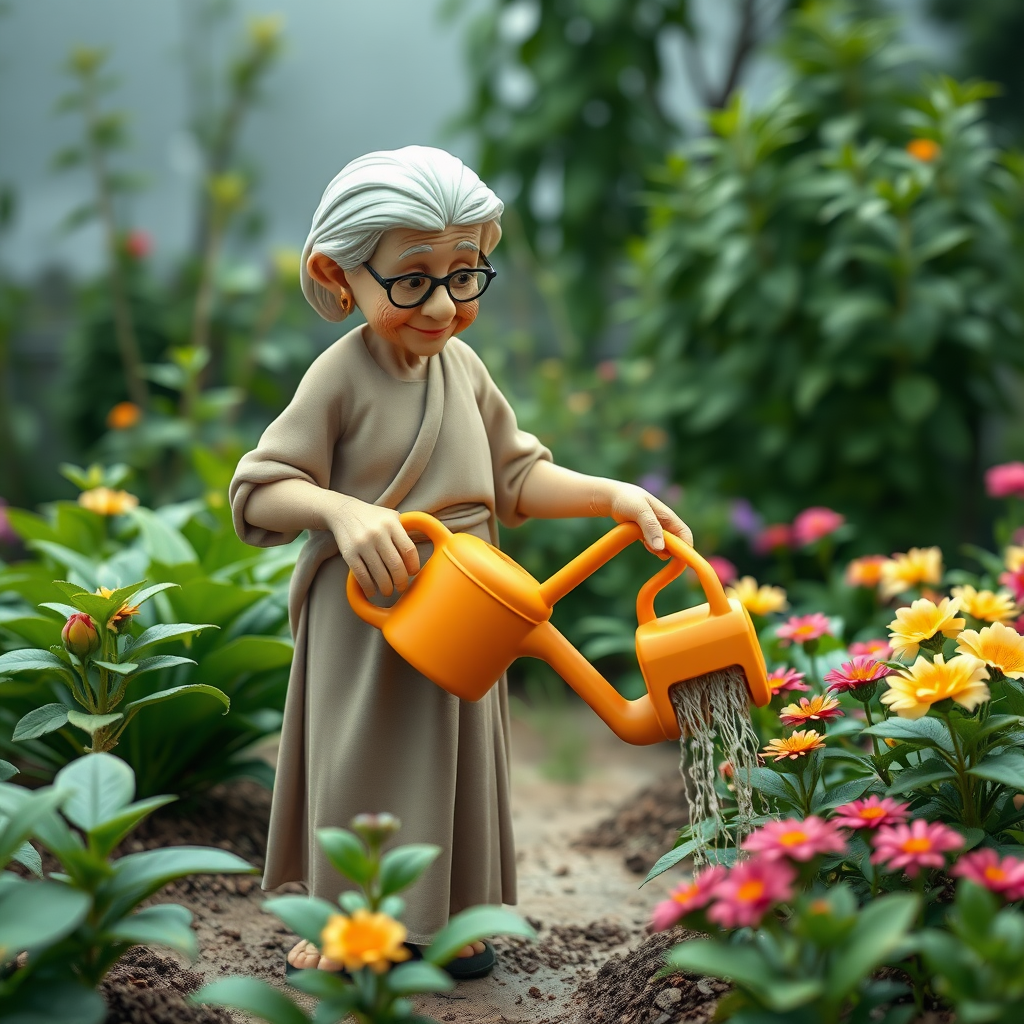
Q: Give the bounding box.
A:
[1000,568,1024,605]
[831,796,910,830]
[707,859,796,929]
[951,849,1024,901]
[650,866,728,931]
[824,656,894,694]
[848,639,894,661]
[0,497,16,544]
[871,819,964,877]
[793,507,845,547]
[767,666,809,694]
[777,613,833,647]
[986,462,1024,500]
[779,694,844,726]
[707,555,738,586]
[124,229,152,259]
[741,816,847,862]
[754,523,792,554]
[596,360,618,382]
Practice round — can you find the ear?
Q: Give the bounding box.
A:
[306,251,351,293]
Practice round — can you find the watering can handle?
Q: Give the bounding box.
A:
[635,532,732,625]
[345,511,454,629]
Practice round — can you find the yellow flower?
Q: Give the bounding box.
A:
[951,585,1019,624]
[566,391,593,415]
[762,729,826,761]
[888,596,965,660]
[845,555,888,588]
[78,488,139,516]
[727,576,789,617]
[880,654,990,719]
[955,622,1024,680]
[319,910,411,974]
[880,547,943,599]
[95,587,141,632]
[1006,547,1024,573]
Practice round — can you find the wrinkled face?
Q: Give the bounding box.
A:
[347,223,485,358]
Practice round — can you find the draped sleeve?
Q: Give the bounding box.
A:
[455,341,552,529]
[229,343,345,548]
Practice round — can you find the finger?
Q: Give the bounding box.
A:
[349,558,378,601]
[379,539,413,593]
[391,523,422,581]
[359,548,395,598]
[651,499,694,547]
[636,504,666,553]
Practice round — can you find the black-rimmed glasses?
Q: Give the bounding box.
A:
[361,252,497,309]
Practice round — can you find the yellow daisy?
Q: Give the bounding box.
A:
[880,654,990,719]
[888,596,965,660]
[955,622,1024,680]
[320,910,411,974]
[78,487,140,516]
[762,729,826,761]
[727,576,789,617]
[880,547,943,599]
[1006,547,1024,573]
[951,585,1019,624]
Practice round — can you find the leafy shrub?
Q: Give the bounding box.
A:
[0,753,255,1024]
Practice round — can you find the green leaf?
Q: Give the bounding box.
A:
[55,753,135,831]
[864,717,954,752]
[968,749,1024,789]
[0,759,17,782]
[386,959,454,995]
[86,794,177,858]
[127,581,181,607]
[129,621,217,656]
[379,844,442,898]
[0,878,91,950]
[812,776,873,813]
[641,818,720,885]
[126,507,198,565]
[107,903,197,960]
[286,969,355,1001]
[887,759,958,795]
[828,893,920,1001]
[29,540,100,581]
[13,703,71,741]
[0,784,68,867]
[0,611,62,649]
[262,895,337,946]
[121,683,230,718]
[425,906,535,966]
[747,767,803,805]
[66,710,124,736]
[92,660,139,675]
[194,635,294,686]
[131,655,197,678]
[891,374,940,424]
[12,839,43,876]
[0,647,74,678]
[193,977,311,1024]
[0,973,106,1024]
[317,828,373,885]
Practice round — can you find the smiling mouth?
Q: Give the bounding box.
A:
[410,324,452,337]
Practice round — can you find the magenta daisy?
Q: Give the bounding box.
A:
[831,796,909,830]
[824,656,894,694]
[650,866,728,931]
[792,507,845,547]
[741,816,847,862]
[777,613,832,647]
[767,666,809,695]
[871,819,964,877]
[951,849,1024,901]
[848,639,894,661]
[706,859,796,929]
[779,694,844,727]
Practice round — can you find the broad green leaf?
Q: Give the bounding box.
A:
[0,612,62,649]
[887,759,957,795]
[339,890,369,913]
[828,893,920,1000]
[968,749,1024,789]
[55,753,135,831]
[386,959,454,995]
[107,903,197,960]
[425,906,534,966]
[263,895,337,946]
[812,776,873,813]
[194,635,294,686]
[0,785,68,867]
[13,703,71,741]
[317,828,373,884]
[92,660,138,675]
[129,621,217,656]
[128,581,180,607]
[193,977,312,1024]
[0,974,106,1024]
[379,844,442,898]
[29,540,100,581]
[121,683,230,717]
[0,879,90,950]
[0,647,74,678]
[67,710,124,736]
[747,767,803,804]
[642,818,720,885]
[126,507,198,565]
[86,794,177,858]
[131,654,196,678]
[12,839,43,876]
[864,717,953,753]
[286,968,356,1001]
[40,600,89,620]
[0,759,17,782]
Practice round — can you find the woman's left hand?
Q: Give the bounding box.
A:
[607,482,693,558]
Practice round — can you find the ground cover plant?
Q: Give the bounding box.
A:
[642,465,1024,1021]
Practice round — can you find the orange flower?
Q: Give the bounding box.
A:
[78,488,139,516]
[779,694,843,727]
[640,426,669,451]
[95,586,141,632]
[907,138,940,162]
[319,910,411,974]
[762,729,826,761]
[955,622,1024,680]
[106,402,142,430]
[845,555,888,588]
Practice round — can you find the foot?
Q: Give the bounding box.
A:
[456,941,487,959]
[287,939,344,972]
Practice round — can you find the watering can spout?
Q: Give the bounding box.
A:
[520,622,669,746]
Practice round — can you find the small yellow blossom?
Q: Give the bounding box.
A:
[955,622,1024,680]
[727,576,789,617]
[78,488,139,516]
[762,729,826,761]
[880,547,943,599]
[95,587,141,632]
[951,585,1019,624]
[880,654,990,719]
[639,426,668,451]
[888,596,965,660]
[566,391,593,415]
[320,910,411,974]
[845,555,888,588]
[1005,546,1024,573]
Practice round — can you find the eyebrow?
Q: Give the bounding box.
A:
[396,239,481,260]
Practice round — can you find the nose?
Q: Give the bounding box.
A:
[421,283,456,322]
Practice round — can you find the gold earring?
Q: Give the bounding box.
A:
[339,292,352,314]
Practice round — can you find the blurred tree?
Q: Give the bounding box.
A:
[451,0,790,354]
[928,0,1024,140]
[627,2,1024,550]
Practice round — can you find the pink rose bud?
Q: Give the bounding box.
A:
[62,613,99,659]
[986,462,1024,500]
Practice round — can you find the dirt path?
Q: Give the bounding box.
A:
[120,704,687,1024]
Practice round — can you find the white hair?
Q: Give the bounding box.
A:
[300,146,504,322]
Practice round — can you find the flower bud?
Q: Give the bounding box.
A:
[62,613,99,659]
[351,812,401,846]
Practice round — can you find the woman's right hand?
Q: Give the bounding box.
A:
[325,496,421,599]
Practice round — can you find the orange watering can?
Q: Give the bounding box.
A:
[346,512,770,745]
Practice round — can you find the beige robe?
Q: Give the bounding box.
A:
[229,326,551,942]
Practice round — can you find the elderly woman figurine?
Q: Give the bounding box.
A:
[229,146,690,978]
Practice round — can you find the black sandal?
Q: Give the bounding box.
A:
[442,940,496,981]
